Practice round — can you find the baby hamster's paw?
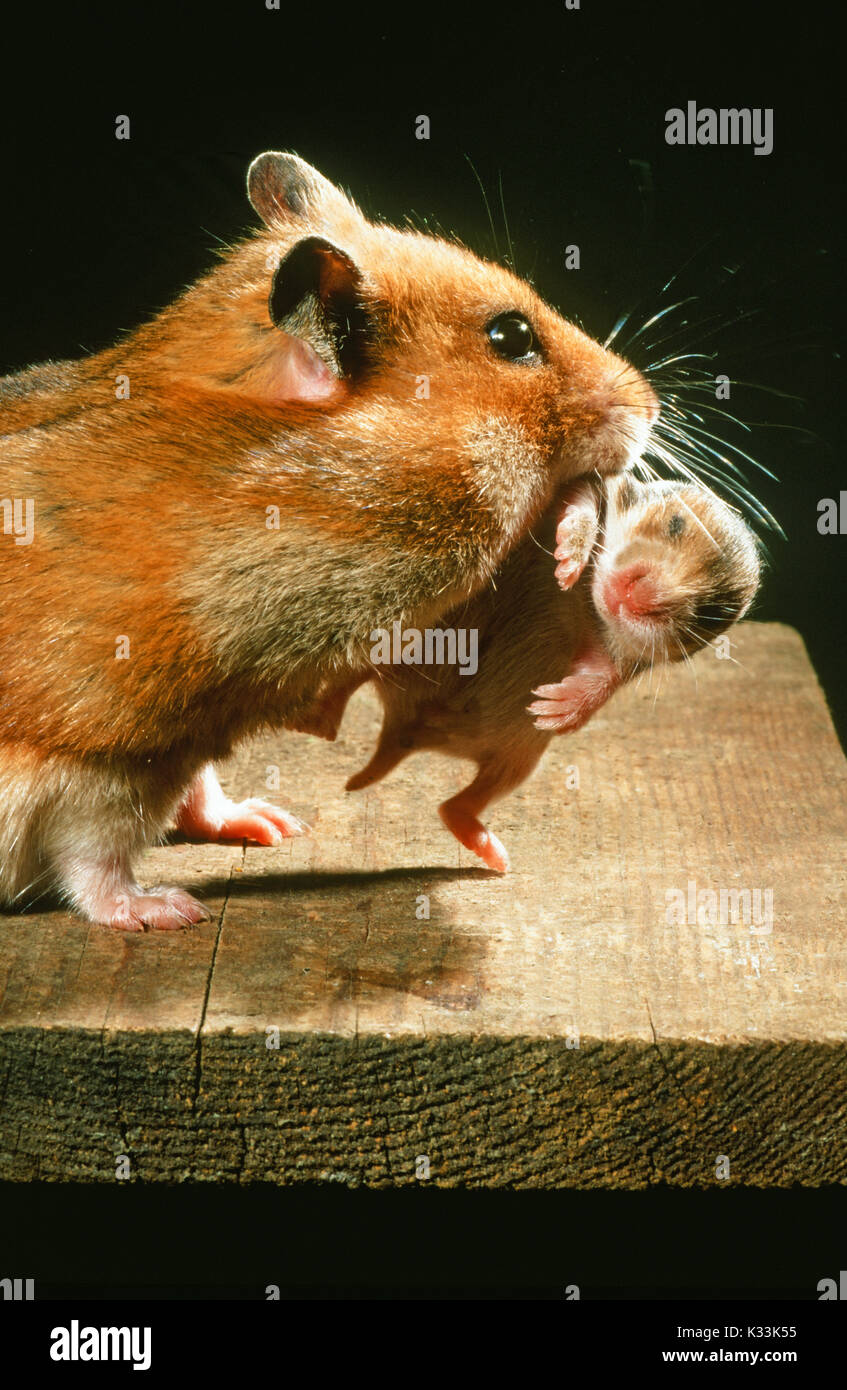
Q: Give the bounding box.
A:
[439,801,510,873]
[553,481,601,589]
[175,765,311,846]
[528,674,611,732]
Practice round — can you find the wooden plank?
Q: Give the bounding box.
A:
[0,621,845,1186]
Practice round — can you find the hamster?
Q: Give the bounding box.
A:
[340,475,761,871]
[0,151,657,928]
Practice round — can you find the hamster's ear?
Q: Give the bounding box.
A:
[267,235,369,389]
[247,151,357,229]
[236,236,368,408]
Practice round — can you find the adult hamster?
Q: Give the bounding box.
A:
[0,152,656,926]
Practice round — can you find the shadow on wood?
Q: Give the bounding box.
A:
[1,622,845,1187]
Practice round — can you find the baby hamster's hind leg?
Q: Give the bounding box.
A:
[439,748,545,874]
[175,764,310,845]
[439,794,510,873]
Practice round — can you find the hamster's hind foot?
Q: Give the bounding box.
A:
[175,763,311,846]
[105,885,211,932]
[61,858,211,930]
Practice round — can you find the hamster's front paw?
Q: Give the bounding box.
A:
[175,764,311,846]
[553,483,601,589]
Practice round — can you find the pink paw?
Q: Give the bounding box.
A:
[471,828,510,874]
[553,555,583,589]
[175,767,311,847]
[105,886,210,932]
[438,804,510,873]
[528,677,606,732]
[200,798,310,846]
[553,501,599,590]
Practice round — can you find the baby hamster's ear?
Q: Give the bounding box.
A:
[247,151,359,229]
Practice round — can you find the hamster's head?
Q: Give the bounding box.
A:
[153,152,658,563]
[591,475,761,666]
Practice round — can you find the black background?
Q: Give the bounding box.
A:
[0,1,844,1301]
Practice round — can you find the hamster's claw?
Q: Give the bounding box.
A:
[89,886,211,932]
[211,798,312,845]
[178,797,311,845]
[553,556,583,590]
[175,765,312,846]
[122,887,212,931]
[438,801,510,873]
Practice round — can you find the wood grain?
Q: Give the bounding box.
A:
[1,622,845,1186]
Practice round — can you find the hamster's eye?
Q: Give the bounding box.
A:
[668,514,685,538]
[485,312,538,362]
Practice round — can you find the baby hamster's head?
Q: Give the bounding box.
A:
[592,475,761,667]
[152,152,658,561]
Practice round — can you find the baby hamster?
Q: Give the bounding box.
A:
[340,475,761,871]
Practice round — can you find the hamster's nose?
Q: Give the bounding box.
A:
[644,385,660,425]
[603,563,661,618]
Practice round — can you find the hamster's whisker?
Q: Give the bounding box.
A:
[604,231,721,350]
[618,297,700,353]
[9,862,55,907]
[646,350,717,373]
[661,394,754,441]
[526,525,556,559]
[633,455,660,484]
[650,631,661,704]
[662,415,780,483]
[660,395,799,468]
[672,491,723,550]
[603,309,634,349]
[636,305,741,361]
[462,154,501,262]
[659,234,721,297]
[654,418,753,484]
[674,632,700,688]
[642,305,763,363]
[497,169,517,273]
[646,432,784,535]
